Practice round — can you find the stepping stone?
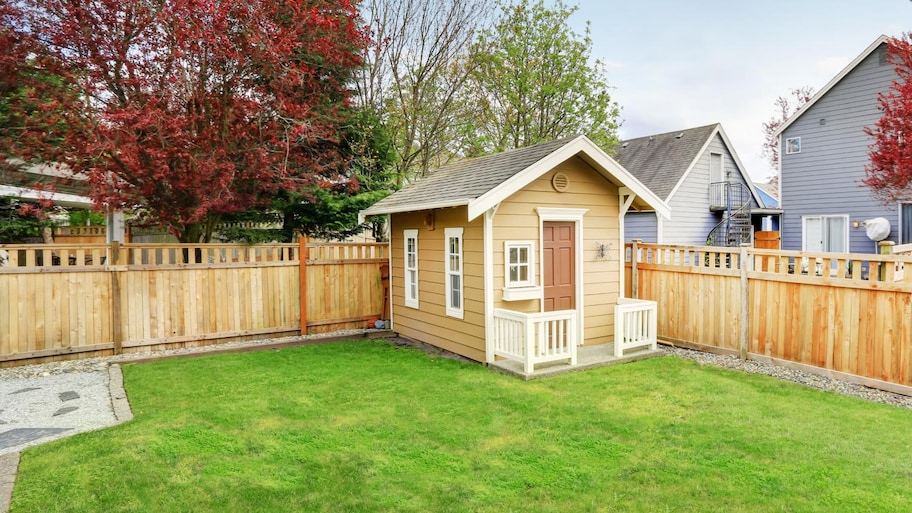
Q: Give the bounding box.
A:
[10,388,40,395]
[58,391,79,402]
[53,406,79,417]
[0,428,71,450]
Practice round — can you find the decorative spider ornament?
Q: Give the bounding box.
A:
[594,241,613,261]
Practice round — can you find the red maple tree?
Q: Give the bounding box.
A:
[864,35,912,203]
[8,0,365,241]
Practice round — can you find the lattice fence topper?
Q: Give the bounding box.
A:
[594,242,613,261]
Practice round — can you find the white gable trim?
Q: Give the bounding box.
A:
[773,34,889,139]
[664,125,763,206]
[468,136,670,222]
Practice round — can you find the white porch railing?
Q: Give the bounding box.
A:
[493,309,577,374]
[614,297,657,357]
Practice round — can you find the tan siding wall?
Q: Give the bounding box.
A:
[495,157,621,346]
[390,207,486,361]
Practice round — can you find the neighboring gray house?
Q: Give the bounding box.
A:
[774,35,902,254]
[615,123,774,246]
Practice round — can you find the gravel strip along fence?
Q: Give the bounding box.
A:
[0,334,909,409]
[664,345,912,409]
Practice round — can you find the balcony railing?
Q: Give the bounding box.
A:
[492,309,577,373]
[613,298,657,357]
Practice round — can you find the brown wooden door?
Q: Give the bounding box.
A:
[543,222,575,311]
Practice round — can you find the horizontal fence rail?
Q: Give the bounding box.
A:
[0,240,390,366]
[493,308,577,373]
[626,241,912,394]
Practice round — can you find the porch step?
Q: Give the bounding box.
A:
[488,343,663,380]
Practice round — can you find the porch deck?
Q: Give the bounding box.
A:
[488,343,664,380]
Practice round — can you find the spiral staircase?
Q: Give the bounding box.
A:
[706,182,752,247]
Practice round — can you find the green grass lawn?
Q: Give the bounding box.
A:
[11,340,912,512]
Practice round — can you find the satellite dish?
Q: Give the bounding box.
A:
[864,217,891,241]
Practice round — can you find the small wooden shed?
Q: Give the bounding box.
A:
[361,136,671,374]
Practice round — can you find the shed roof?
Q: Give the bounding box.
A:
[361,135,670,221]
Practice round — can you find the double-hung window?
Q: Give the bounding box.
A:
[404,229,418,308]
[445,228,463,318]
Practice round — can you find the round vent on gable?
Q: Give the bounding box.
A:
[551,172,570,192]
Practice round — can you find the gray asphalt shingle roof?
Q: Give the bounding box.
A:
[612,124,719,201]
[362,137,577,215]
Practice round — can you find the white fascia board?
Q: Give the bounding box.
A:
[468,135,671,221]
[359,199,471,218]
[772,34,890,138]
[0,185,93,208]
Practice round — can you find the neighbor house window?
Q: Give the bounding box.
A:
[786,137,801,154]
[504,241,534,288]
[445,227,463,318]
[404,229,418,308]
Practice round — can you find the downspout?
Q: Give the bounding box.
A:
[484,205,498,364]
[618,187,635,299]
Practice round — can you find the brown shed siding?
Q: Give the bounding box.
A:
[495,156,621,346]
[390,207,486,361]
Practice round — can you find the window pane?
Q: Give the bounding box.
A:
[518,265,528,282]
[509,247,518,264]
[451,276,461,307]
[518,247,528,263]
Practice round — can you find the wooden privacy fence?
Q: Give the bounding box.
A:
[0,240,389,366]
[625,241,912,395]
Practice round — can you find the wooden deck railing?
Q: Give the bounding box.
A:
[614,298,657,357]
[492,308,577,373]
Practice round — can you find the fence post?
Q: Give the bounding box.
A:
[631,239,640,299]
[299,235,309,335]
[110,241,123,355]
[739,244,751,360]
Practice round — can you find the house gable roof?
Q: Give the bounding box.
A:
[613,124,763,206]
[361,136,670,221]
[773,34,890,138]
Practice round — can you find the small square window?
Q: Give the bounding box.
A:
[786,137,801,155]
[504,241,535,288]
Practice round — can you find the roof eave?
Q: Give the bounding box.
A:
[359,199,471,218]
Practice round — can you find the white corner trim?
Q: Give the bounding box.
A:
[484,208,496,363]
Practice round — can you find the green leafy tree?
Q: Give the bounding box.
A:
[462,0,621,154]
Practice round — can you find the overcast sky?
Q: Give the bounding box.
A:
[565,0,912,184]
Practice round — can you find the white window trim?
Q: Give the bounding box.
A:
[504,240,535,288]
[802,215,849,253]
[785,137,801,155]
[404,229,418,308]
[445,227,464,319]
[502,240,542,301]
